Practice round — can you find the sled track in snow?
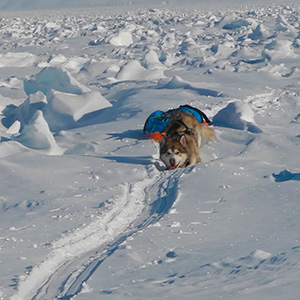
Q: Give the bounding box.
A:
[58,168,185,300]
[13,166,188,300]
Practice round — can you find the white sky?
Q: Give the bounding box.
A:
[0,0,296,11]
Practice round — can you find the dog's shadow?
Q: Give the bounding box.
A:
[104,130,165,171]
[104,130,150,165]
[105,130,147,141]
[103,155,152,165]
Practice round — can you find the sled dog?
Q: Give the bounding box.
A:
[159,110,215,170]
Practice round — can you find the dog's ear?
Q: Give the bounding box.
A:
[179,135,187,147]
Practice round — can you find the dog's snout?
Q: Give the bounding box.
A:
[170,158,176,166]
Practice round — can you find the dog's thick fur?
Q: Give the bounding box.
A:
[159,110,215,170]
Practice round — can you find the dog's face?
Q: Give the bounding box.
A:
[160,136,188,170]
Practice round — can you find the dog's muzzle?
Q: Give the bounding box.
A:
[169,158,177,170]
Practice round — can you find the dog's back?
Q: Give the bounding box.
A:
[165,110,215,143]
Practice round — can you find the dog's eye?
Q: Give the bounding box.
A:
[174,150,180,155]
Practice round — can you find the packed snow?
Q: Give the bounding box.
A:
[0,2,300,300]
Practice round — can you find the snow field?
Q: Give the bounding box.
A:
[0,3,299,300]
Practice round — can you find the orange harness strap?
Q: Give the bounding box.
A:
[148,132,166,142]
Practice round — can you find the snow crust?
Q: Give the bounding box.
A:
[0,2,300,300]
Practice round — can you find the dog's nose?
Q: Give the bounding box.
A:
[170,158,176,166]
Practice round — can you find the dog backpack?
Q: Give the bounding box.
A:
[143,105,211,141]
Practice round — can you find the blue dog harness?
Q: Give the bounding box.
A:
[143,105,211,141]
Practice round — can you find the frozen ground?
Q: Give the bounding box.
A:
[0,2,300,300]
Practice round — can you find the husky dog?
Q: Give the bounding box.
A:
[159,110,215,170]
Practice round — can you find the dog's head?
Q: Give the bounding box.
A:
[159,135,188,170]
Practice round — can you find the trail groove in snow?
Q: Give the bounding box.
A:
[11,167,159,300]
[11,165,187,300]
[57,168,186,299]
[60,168,186,299]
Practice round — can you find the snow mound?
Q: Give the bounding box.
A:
[9,92,48,130]
[179,37,199,55]
[248,24,271,40]
[217,14,250,30]
[6,120,21,135]
[249,249,272,260]
[49,90,112,122]
[0,141,25,158]
[162,75,193,89]
[24,67,90,97]
[213,101,261,133]
[144,50,167,71]
[116,60,165,81]
[264,40,298,60]
[78,59,120,80]
[0,52,37,67]
[275,15,297,33]
[213,41,236,59]
[109,30,133,47]
[158,75,223,97]
[44,22,61,33]
[0,76,23,89]
[47,54,67,67]
[15,110,63,154]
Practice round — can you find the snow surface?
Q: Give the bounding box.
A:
[0,2,300,300]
